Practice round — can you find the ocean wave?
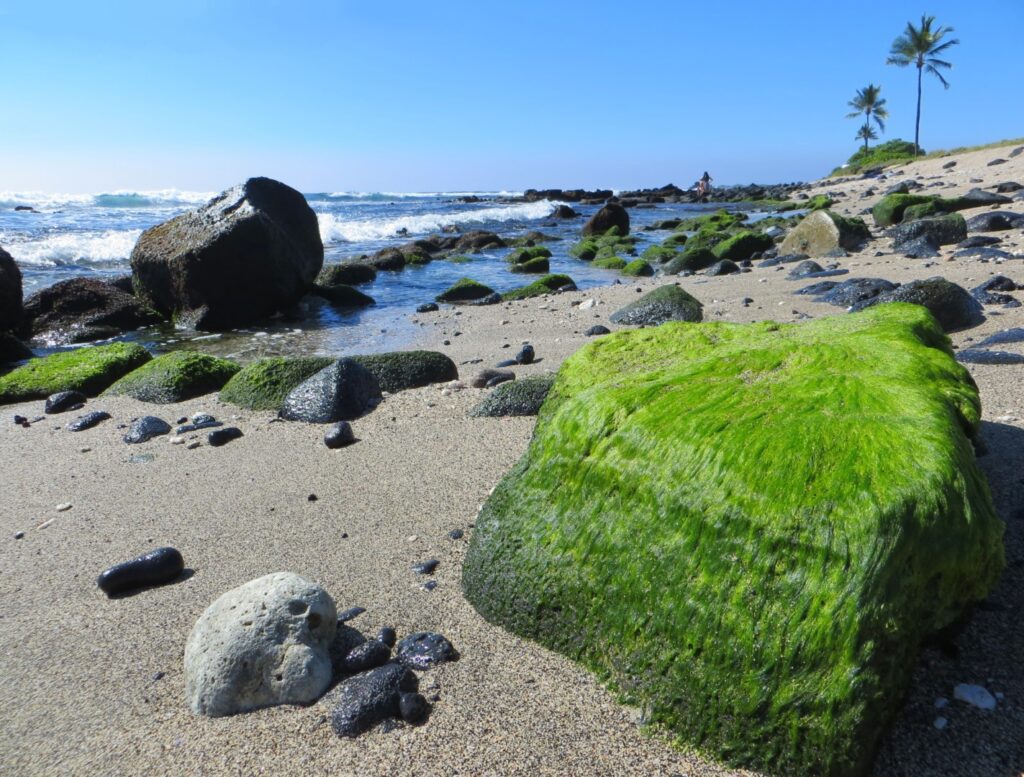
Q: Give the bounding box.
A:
[5,229,142,266]
[317,199,556,243]
[309,190,524,203]
[0,189,215,210]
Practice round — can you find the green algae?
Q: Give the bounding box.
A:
[350,351,457,393]
[502,274,576,301]
[506,246,552,264]
[662,248,719,275]
[468,374,556,417]
[509,257,550,274]
[592,256,628,270]
[463,303,1002,776]
[0,342,152,404]
[219,356,334,410]
[871,194,937,227]
[621,259,654,277]
[640,245,678,264]
[104,350,240,403]
[711,230,774,261]
[674,209,747,233]
[436,278,496,303]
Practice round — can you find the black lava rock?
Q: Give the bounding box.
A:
[395,632,457,670]
[376,627,397,648]
[45,390,87,414]
[448,528,465,540]
[888,214,967,247]
[96,547,184,596]
[398,692,429,724]
[850,277,983,332]
[469,374,555,418]
[342,639,392,674]
[328,663,418,738]
[787,260,825,278]
[123,416,171,444]
[279,358,381,423]
[585,324,611,336]
[176,420,223,433]
[412,559,440,575]
[416,302,439,313]
[956,349,1024,366]
[795,281,840,296]
[67,411,112,432]
[971,276,1020,306]
[819,278,899,307]
[958,235,1002,248]
[337,606,366,623]
[704,259,740,276]
[515,344,535,364]
[324,421,356,449]
[471,368,515,388]
[967,212,1023,232]
[207,427,243,446]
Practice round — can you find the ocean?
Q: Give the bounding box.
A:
[0,188,729,361]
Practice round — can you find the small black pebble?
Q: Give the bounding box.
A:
[742,297,754,306]
[342,639,392,673]
[442,339,450,345]
[96,547,185,596]
[585,325,611,337]
[45,390,87,414]
[429,693,441,702]
[448,528,464,540]
[398,692,429,724]
[207,427,243,446]
[412,559,440,575]
[494,359,517,368]
[337,606,366,622]
[176,417,188,424]
[376,626,397,647]
[422,580,438,591]
[14,531,25,540]
[341,532,348,539]
[515,344,534,365]
[13,415,26,425]
[152,671,165,682]
[308,493,318,502]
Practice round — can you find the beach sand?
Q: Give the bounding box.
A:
[1,144,1022,776]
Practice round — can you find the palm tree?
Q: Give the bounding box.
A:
[846,84,889,150]
[887,14,959,156]
[856,124,879,151]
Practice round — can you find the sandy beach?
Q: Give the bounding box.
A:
[2,143,1023,776]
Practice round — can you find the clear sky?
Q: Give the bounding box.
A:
[2,1,1021,192]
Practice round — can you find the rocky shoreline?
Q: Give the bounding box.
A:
[2,142,1023,776]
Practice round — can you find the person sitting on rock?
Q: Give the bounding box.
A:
[697,171,713,198]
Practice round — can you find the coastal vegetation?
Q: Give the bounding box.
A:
[846,83,889,150]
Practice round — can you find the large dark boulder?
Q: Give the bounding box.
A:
[351,351,458,393]
[582,203,630,237]
[0,245,23,332]
[966,211,1024,232]
[887,213,966,249]
[130,177,323,330]
[609,284,703,326]
[0,332,33,367]
[469,374,556,417]
[818,278,898,307]
[279,358,382,423]
[850,277,983,332]
[23,278,163,346]
[462,305,1002,776]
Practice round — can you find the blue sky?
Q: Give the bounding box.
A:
[2,1,1021,192]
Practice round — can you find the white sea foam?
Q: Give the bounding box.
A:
[0,189,215,210]
[317,199,556,243]
[322,190,524,200]
[5,229,142,266]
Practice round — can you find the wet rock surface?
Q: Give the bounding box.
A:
[469,374,555,417]
[279,359,382,423]
[324,421,356,448]
[207,427,243,447]
[471,368,515,389]
[327,662,419,738]
[123,416,172,444]
[341,639,392,674]
[394,632,457,670]
[45,390,87,414]
[609,285,703,326]
[22,278,163,346]
[850,277,983,332]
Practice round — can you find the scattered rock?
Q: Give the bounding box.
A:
[448,529,464,541]
[953,683,997,710]
[317,262,377,287]
[399,692,429,724]
[96,547,185,596]
[184,572,337,716]
[778,210,870,256]
[279,359,382,423]
[327,663,418,738]
[324,421,356,449]
[208,427,243,446]
[376,627,397,647]
[351,351,458,393]
[337,606,366,623]
[585,324,611,336]
[219,356,333,411]
[889,213,967,249]
[788,260,825,278]
[131,178,323,330]
[958,235,1002,248]
[123,416,172,444]
[416,302,439,313]
[0,342,151,404]
[67,411,111,432]
[341,639,392,674]
[412,559,440,575]
[394,632,457,670]
[23,278,163,346]
[704,259,740,276]
[582,203,630,236]
[817,278,899,307]
[45,390,87,414]
[471,368,515,389]
[966,211,1023,232]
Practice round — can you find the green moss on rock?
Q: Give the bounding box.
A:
[621,259,654,277]
[712,230,774,262]
[104,350,240,403]
[871,194,937,227]
[675,209,747,233]
[510,257,550,274]
[463,303,1002,776]
[663,233,689,248]
[469,374,556,417]
[219,356,334,410]
[506,246,552,264]
[592,256,628,270]
[0,342,152,404]
[662,248,719,275]
[316,263,377,286]
[569,239,599,260]
[437,278,496,303]
[641,245,678,264]
[609,284,703,325]
[314,284,375,308]
[351,350,458,393]
[502,274,576,301]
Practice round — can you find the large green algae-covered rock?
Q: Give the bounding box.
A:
[609,284,703,325]
[871,194,937,227]
[711,230,774,262]
[105,350,240,403]
[0,342,152,403]
[779,210,871,257]
[463,304,1003,777]
[219,356,334,410]
[468,374,556,417]
[436,278,495,303]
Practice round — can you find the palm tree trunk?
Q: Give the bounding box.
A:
[914,65,923,156]
[863,121,869,151]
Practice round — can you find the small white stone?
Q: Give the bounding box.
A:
[36,519,54,530]
[170,437,185,445]
[579,298,597,310]
[954,683,997,710]
[933,716,948,730]
[56,503,72,512]
[407,535,418,542]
